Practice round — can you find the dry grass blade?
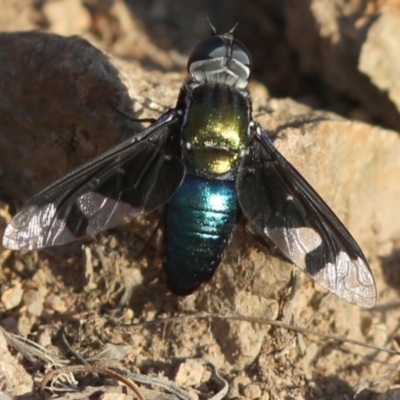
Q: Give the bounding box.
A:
[40,365,145,400]
[123,359,228,400]
[1,326,66,367]
[114,311,400,356]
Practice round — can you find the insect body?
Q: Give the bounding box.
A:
[166,82,249,295]
[2,30,376,307]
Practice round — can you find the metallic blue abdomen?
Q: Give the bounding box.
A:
[165,175,237,295]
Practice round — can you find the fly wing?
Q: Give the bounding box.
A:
[237,122,376,308]
[3,111,185,250]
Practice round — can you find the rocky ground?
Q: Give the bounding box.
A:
[1,1,400,399]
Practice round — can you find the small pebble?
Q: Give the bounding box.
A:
[243,383,262,399]
[228,375,251,398]
[186,389,199,400]
[108,237,118,249]
[175,360,204,387]
[45,294,67,313]
[1,284,23,310]
[23,289,43,317]
[37,326,54,348]
[201,368,212,383]
[17,314,33,337]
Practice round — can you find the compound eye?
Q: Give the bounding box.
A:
[231,39,252,68]
[187,36,225,71]
[187,36,252,71]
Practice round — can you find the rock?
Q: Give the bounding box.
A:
[43,0,91,36]
[44,294,68,313]
[228,375,252,398]
[285,0,400,130]
[243,383,262,399]
[1,284,23,310]
[359,13,400,112]
[175,360,204,387]
[23,289,44,317]
[0,31,145,201]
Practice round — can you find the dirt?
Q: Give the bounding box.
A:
[1,1,400,399]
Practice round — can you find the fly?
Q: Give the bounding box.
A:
[2,28,376,308]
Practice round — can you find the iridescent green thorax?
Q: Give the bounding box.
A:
[182,83,250,178]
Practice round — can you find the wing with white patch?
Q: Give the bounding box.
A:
[237,122,376,308]
[3,110,185,250]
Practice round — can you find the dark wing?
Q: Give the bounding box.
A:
[3,110,185,250]
[237,122,376,308]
